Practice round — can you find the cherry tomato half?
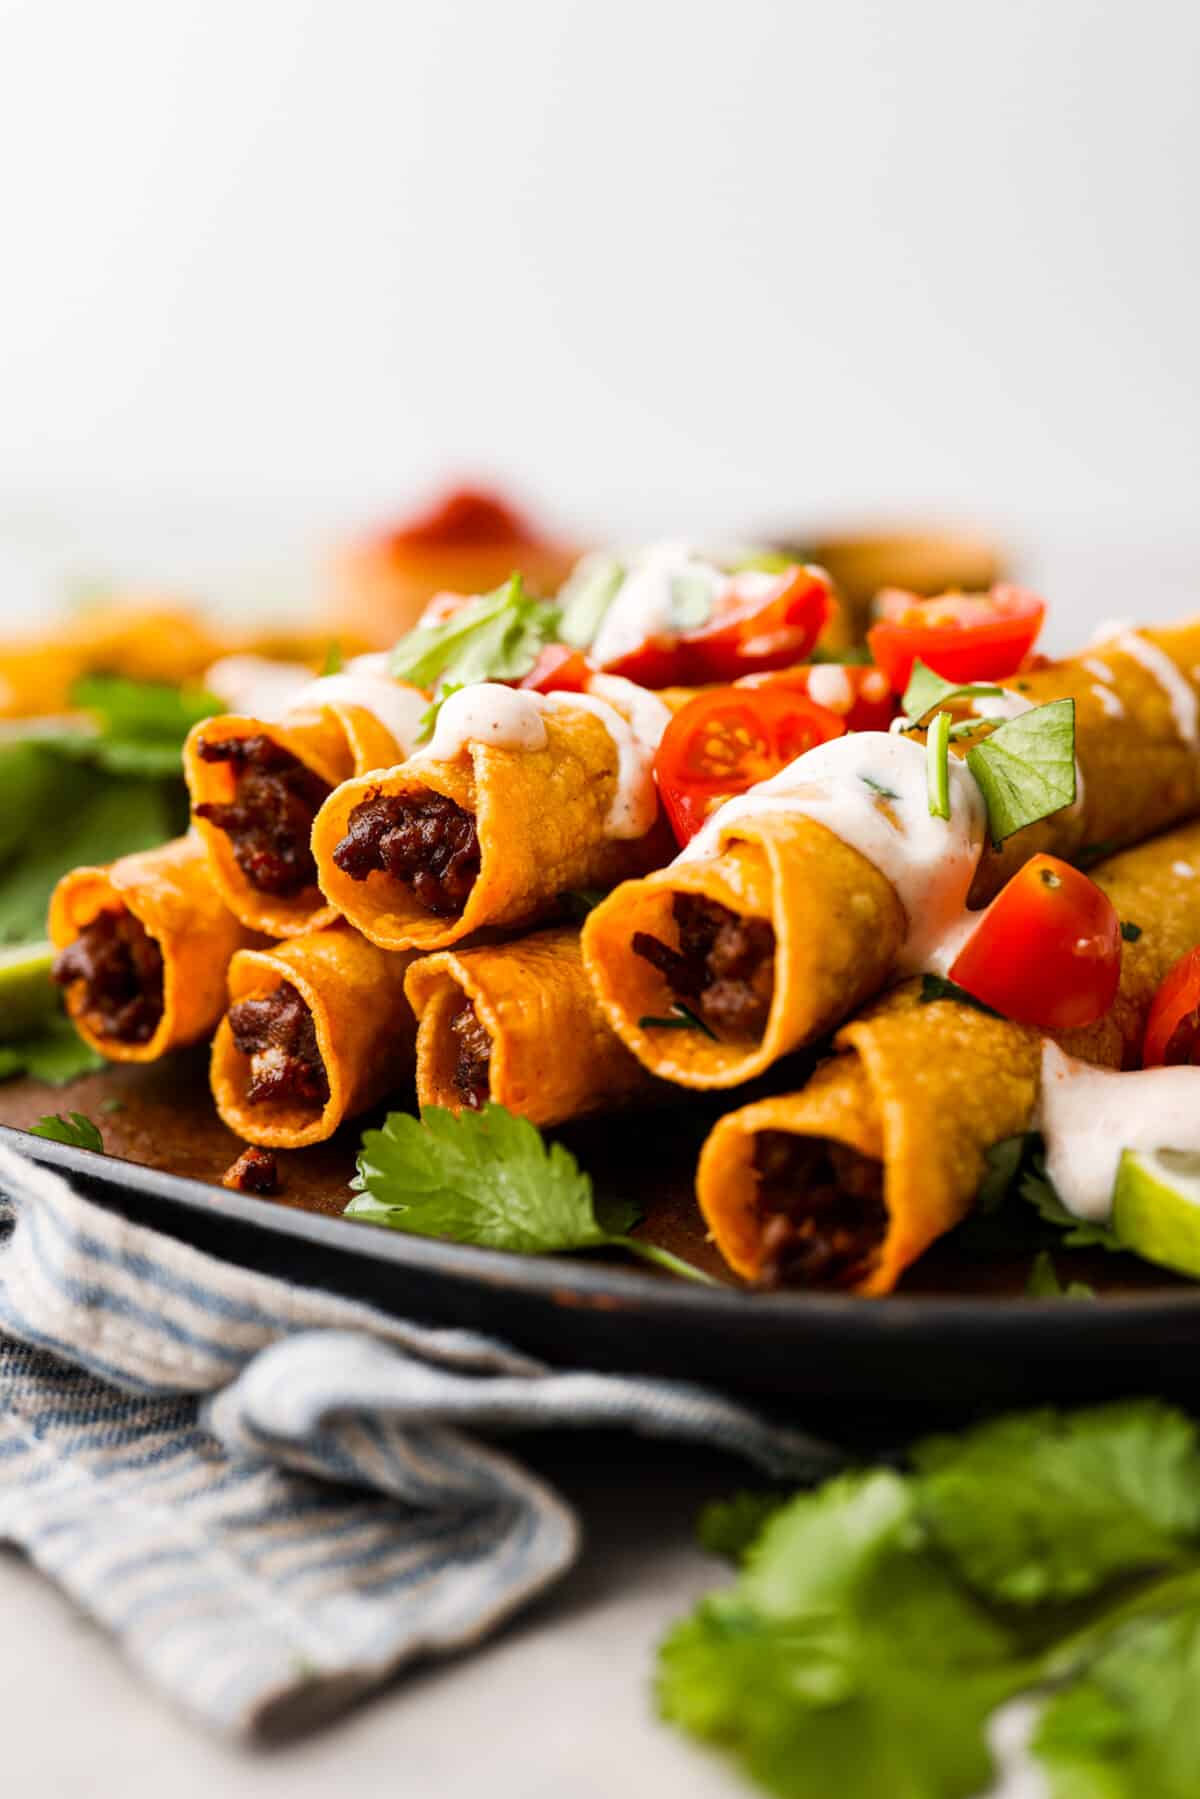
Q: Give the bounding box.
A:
[1142,946,1200,1067]
[601,566,832,689]
[738,662,898,733]
[867,585,1046,692]
[383,486,541,551]
[519,644,593,694]
[949,854,1121,1032]
[654,686,846,847]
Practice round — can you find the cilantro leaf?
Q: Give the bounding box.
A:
[659,1469,1027,1799]
[1025,1250,1096,1300]
[918,973,1005,1019]
[388,575,561,687]
[559,888,606,921]
[557,554,625,648]
[30,1111,104,1151]
[1035,1606,1200,1798]
[913,1402,1200,1607]
[697,1491,788,1562]
[1121,920,1142,942]
[320,640,343,676]
[1020,1161,1123,1251]
[0,1013,104,1085]
[966,698,1077,845]
[347,1103,715,1282]
[415,682,464,746]
[901,659,1003,723]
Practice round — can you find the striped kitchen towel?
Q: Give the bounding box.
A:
[0,1141,836,1739]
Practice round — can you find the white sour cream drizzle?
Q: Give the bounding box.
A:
[286,661,428,755]
[680,731,987,975]
[1111,629,1199,747]
[1081,656,1114,683]
[588,543,729,667]
[415,677,671,840]
[1091,682,1125,719]
[1036,1044,1200,1221]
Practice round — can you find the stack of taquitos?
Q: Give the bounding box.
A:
[696,821,1200,1294]
[583,620,1200,1088]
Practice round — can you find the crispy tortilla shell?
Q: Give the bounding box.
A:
[210,923,417,1147]
[405,925,657,1126]
[312,706,675,953]
[49,833,254,1063]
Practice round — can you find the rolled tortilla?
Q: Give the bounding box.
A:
[311,700,676,953]
[210,923,418,1148]
[184,679,424,937]
[49,833,254,1063]
[584,618,1200,1089]
[404,926,659,1126]
[696,821,1200,1293]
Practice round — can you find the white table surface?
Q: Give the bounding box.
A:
[0,1437,750,1798]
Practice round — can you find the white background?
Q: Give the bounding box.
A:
[0,0,1198,628]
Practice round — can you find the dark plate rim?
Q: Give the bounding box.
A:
[6,1121,1200,1341]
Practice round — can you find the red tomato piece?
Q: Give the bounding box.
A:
[519,644,593,693]
[1142,946,1200,1067]
[654,686,846,847]
[599,565,832,689]
[383,486,541,550]
[949,854,1121,1032]
[738,663,898,733]
[867,585,1046,692]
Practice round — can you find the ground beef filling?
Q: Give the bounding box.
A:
[194,734,331,897]
[221,1147,279,1195]
[331,790,481,919]
[449,999,492,1109]
[631,893,776,1038]
[52,909,165,1044]
[753,1131,887,1290]
[227,981,330,1110]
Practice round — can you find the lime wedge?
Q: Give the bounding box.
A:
[0,940,59,1038]
[1112,1148,1200,1278]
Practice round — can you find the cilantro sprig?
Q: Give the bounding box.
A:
[29,1112,104,1151]
[389,574,561,688]
[966,698,1077,845]
[346,1103,715,1283]
[660,1399,1200,1799]
[901,659,1004,723]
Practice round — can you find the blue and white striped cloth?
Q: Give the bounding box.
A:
[0,1141,834,1739]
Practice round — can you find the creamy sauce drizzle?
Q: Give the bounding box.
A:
[1091,682,1125,719]
[415,676,670,840]
[680,731,987,974]
[806,664,855,714]
[1111,629,1199,746]
[288,663,427,753]
[588,543,728,667]
[1082,656,1114,683]
[1037,1043,1200,1220]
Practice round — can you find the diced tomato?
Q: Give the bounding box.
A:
[867,586,1046,692]
[600,565,832,689]
[519,644,593,694]
[654,686,846,847]
[738,663,897,733]
[949,854,1121,1032]
[1142,946,1200,1067]
[383,486,541,551]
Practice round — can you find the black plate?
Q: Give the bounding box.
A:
[6,1120,1200,1419]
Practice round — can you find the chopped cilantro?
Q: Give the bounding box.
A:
[389,573,561,688]
[697,1491,789,1562]
[918,974,1004,1019]
[860,774,899,800]
[637,1002,719,1040]
[415,682,464,746]
[901,658,1003,723]
[1121,920,1143,942]
[966,698,1077,845]
[1025,1250,1096,1300]
[0,1014,104,1086]
[347,1103,715,1283]
[557,554,625,648]
[29,1112,104,1152]
[559,888,607,921]
[320,639,343,676]
[1076,840,1120,869]
[926,709,951,819]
